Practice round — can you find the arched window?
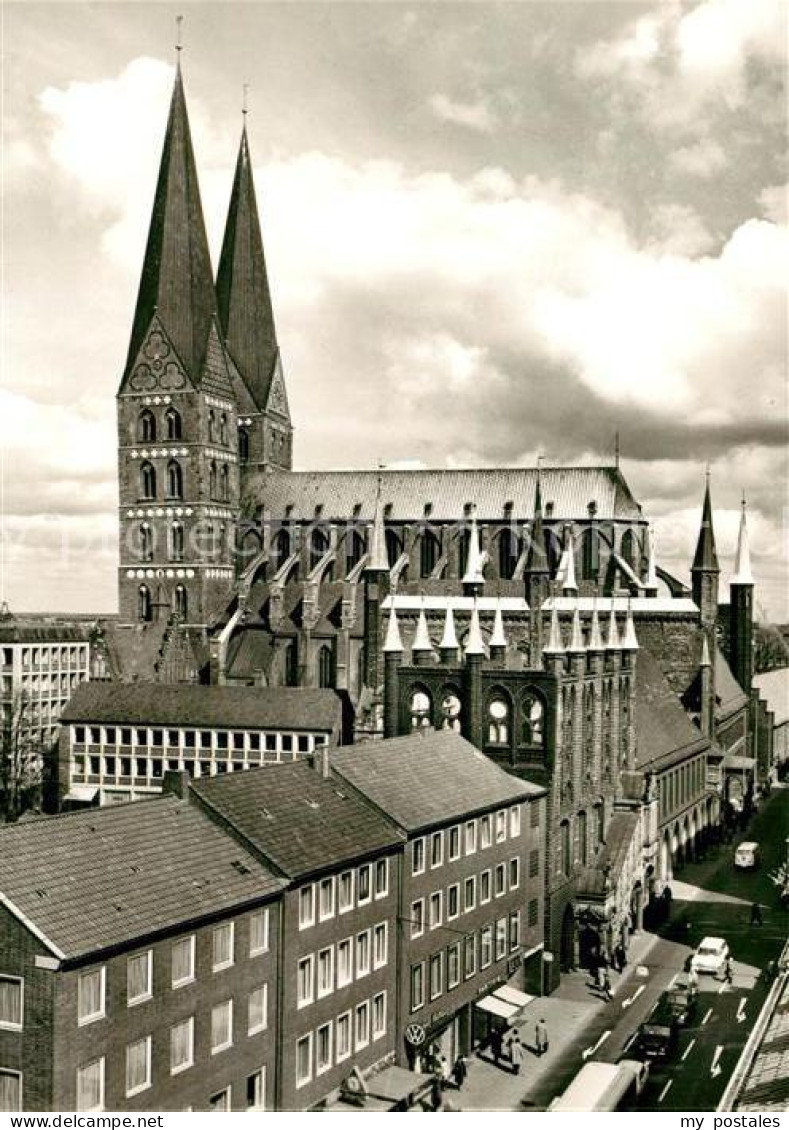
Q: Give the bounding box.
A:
[584,684,595,771]
[582,527,599,581]
[441,690,462,732]
[595,802,605,846]
[284,641,298,687]
[498,530,519,580]
[174,584,188,620]
[310,526,330,571]
[209,460,218,499]
[346,529,366,571]
[219,413,228,445]
[487,695,510,745]
[138,585,152,622]
[521,693,545,747]
[238,427,250,463]
[208,410,216,442]
[410,688,433,731]
[545,525,561,577]
[578,810,588,866]
[560,820,571,876]
[138,409,156,442]
[272,528,291,571]
[165,407,182,440]
[169,522,184,562]
[140,461,156,500]
[385,529,401,569]
[318,645,334,689]
[621,529,636,568]
[214,524,225,559]
[458,529,470,577]
[139,523,153,562]
[420,530,440,578]
[166,460,183,499]
[220,463,229,502]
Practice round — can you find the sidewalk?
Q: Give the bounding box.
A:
[459,930,659,1111]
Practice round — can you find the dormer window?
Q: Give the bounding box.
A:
[545,502,554,517]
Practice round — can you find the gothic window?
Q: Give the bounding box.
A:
[169,522,184,562]
[410,688,433,731]
[214,524,225,559]
[165,407,182,441]
[582,527,599,581]
[272,528,291,571]
[420,530,440,578]
[441,690,462,732]
[595,802,605,846]
[458,529,470,577]
[578,810,588,866]
[487,695,510,745]
[545,525,561,576]
[139,523,153,563]
[173,584,188,620]
[209,460,218,499]
[238,427,250,463]
[385,530,401,570]
[284,642,298,687]
[310,526,330,571]
[584,684,595,771]
[498,530,519,580]
[560,820,571,876]
[138,409,156,443]
[220,464,229,502]
[208,410,216,442]
[219,414,228,445]
[346,529,366,571]
[318,645,333,689]
[620,684,630,761]
[138,585,152,623]
[140,461,156,500]
[621,529,636,568]
[166,460,183,500]
[521,692,545,748]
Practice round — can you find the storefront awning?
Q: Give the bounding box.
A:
[476,994,520,1020]
[493,985,535,1009]
[63,785,98,802]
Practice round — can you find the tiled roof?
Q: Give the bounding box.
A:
[0,623,91,643]
[330,730,544,833]
[754,668,789,727]
[246,466,643,522]
[61,682,342,732]
[577,812,640,898]
[191,762,403,877]
[0,797,284,960]
[715,649,749,713]
[636,648,708,768]
[225,629,275,681]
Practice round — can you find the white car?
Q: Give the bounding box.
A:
[691,936,730,978]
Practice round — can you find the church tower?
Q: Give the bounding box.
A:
[117,65,240,629]
[216,120,293,481]
[691,472,720,630]
[729,496,754,695]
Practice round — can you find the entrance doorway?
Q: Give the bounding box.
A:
[560,904,576,972]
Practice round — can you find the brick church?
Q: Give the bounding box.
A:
[100,64,758,983]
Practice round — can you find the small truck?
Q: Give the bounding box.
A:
[635,975,697,1060]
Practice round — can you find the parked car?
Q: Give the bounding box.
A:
[635,995,681,1060]
[665,972,699,1024]
[735,842,760,869]
[691,936,730,978]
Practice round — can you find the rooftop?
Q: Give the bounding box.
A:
[330,730,544,833]
[0,797,284,961]
[754,667,789,727]
[61,682,342,732]
[191,761,404,878]
[635,648,708,768]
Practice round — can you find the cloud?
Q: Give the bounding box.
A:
[428,93,499,133]
[670,139,727,178]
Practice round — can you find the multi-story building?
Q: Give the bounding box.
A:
[329,730,546,1066]
[0,794,284,1111]
[55,682,346,807]
[188,760,404,1111]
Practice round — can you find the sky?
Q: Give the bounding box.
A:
[1,0,787,620]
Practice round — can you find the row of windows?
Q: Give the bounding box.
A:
[410,856,524,936]
[72,744,323,786]
[411,806,522,875]
[297,924,388,1008]
[660,757,706,816]
[137,407,182,443]
[3,645,89,670]
[14,672,81,695]
[298,860,389,929]
[74,914,269,1026]
[296,993,387,1089]
[73,725,327,753]
[410,912,528,1012]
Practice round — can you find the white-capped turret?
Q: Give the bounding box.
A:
[731,494,754,586]
[559,525,578,594]
[605,604,620,650]
[645,525,659,593]
[412,600,433,654]
[465,599,485,656]
[462,508,486,588]
[621,598,639,651]
[567,602,586,653]
[588,597,604,651]
[543,604,565,655]
[366,472,389,573]
[489,600,507,649]
[439,604,459,651]
[382,604,403,653]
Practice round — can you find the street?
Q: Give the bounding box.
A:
[472,787,789,1112]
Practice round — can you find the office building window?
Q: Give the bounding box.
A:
[411,962,425,1011]
[299,884,315,929]
[411,898,425,938]
[170,1017,194,1075]
[0,977,22,1030]
[509,857,520,890]
[317,948,334,998]
[447,942,461,988]
[316,1022,333,1075]
[248,985,268,1035]
[480,926,493,968]
[373,991,387,1039]
[356,929,371,977]
[429,891,442,929]
[509,805,522,838]
[338,870,354,913]
[296,1033,313,1088]
[77,968,105,1026]
[337,1011,352,1062]
[127,951,152,1006]
[171,936,195,987]
[355,1000,370,1049]
[212,922,234,971]
[211,1000,233,1054]
[464,875,476,912]
[464,820,477,854]
[209,1087,231,1111]
[246,1067,265,1111]
[337,938,352,987]
[76,1059,104,1112]
[480,870,491,904]
[412,837,426,874]
[373,922,388,969]
[464,934,477,979]
[496,809,507,842]
[318,876,335,921]
[429,953,443,1000]
[0,1071,21,1112]
[480,814,492,849]
[249,908,269,956]
[448,883,460,919]
[509,911,520,953]
[495,917,507,960]
[375,858,389,898]
[495,863,506,897]
[431,830,444,868]
[297,955,314,1007]
[357,864,372,905]
[125,1036,151,1097]
[448,825,461,860]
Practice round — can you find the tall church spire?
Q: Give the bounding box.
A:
[123,66,217,385]
[216,121,280,410]
[691,470,720,627]
[731,495,754,585]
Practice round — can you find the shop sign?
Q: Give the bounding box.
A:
[405,1023,426,1047]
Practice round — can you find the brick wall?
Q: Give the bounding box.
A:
[0,906,56,1111]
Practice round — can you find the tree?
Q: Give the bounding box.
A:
[1,692,46,822]
[754,622,789,674]
[768,861,789,907]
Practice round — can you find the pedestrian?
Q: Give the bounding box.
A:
[616,942,627,971]
[451,1053,468,1090]
[490,1027,503,1067]
[723,956,733,985]
[750,902,763,927]
[510,1035,525,1076]
[439,1054,450,1089]
[430,1076,443,1111]
[602,969,613,1001]
[535,1018,549,1057]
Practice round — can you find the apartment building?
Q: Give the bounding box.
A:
[56,682,346,807]
[330,730,547,1069]
[0,796,284,1111]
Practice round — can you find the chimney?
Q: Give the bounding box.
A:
[162,769,191,799]
[308,743,331,779]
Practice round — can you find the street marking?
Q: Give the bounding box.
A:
[718,980,728,995]
[681,1038,696,1062]
[711,1045,724,1078]
[736,998,747,1023]
[702,1007,713,1025]
[622,985,645,1009]
[658,1080,673,1103]
[582,1030,611,1060]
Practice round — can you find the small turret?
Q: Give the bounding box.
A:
[462,508,485,597]
[382,604,403,653]
[588,597,604,651]
[382,604,402,739]
[362,473,389,691]
[567,602,586,653]
[605,604,620,650]
[439,604,460,666]
[465,599,486,656]
[620,599,639,651]
[412,600,434,666]
[644,526,659,595]
[543,604,565,655]
[525,470,551,608]
[559,526,578,595]
[367,474,389,574]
